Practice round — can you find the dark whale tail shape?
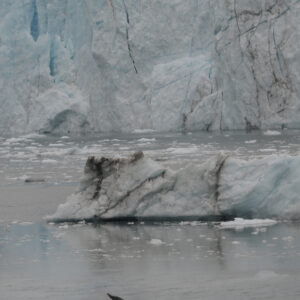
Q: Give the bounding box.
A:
[107,293,124,300]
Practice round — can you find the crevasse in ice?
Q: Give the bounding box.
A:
[1,0,300,134]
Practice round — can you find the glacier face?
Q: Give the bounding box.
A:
[1,0,300,134]
[48,151,300,221]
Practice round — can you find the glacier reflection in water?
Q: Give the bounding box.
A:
[1,222,300,299]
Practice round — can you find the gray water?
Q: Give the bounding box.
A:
[1,131,300,299]
[1,222,300,300]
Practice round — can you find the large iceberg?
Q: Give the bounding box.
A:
[1,0,300,134]
[48,151,300,221]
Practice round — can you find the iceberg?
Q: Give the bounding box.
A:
[218,218,278,229]
[48,151,300,222]
[2,0,300,134]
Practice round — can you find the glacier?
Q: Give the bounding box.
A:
[48,151,300,221]
[2,0,300,134]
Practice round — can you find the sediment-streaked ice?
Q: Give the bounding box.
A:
[47,151,300,221]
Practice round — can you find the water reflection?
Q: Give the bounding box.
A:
[1,222,300,299]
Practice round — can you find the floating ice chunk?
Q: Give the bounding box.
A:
[3,138,24,145]
[245,140,257,144]
[133,129,156,134]
[53,232,66,239]
[167,147,198,154]
[41,147,78,157]
[232,241,240,245]
[179,221,203,226]
[219,218,277,229]
[87,248,105,253]
[42,159,57,164]
[149,239,165,245]
[137,138,156,142]
[20,133,45,140]
[59,224,69,229]
[263,130,282,136]
[259,148,277,152]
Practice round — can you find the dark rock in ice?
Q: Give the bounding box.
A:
[24,177,45,183]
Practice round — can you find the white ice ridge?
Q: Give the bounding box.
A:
[219,218,277,229]
[2,1,300,134]
[47,151,300,222]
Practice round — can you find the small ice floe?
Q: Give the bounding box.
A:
[259,148,277,152]
[133,129,156,134]
[87,248,105,253]
[58,224,69,229]
[137,138,156,142]
[232,241,240,245]
[42,159,57,164]
[167,147,198,154]
[3,134,43,145]
[263,130,281,136]
[53,232,66,239]
[49,143,65,147]
[218,218,277,229]
[179,221,203,226]
[149,239,165,245]
[245,140,257,144]
[21,133,45,140]
[40,239,50,244]
[3,138,23,145]
[19,222,33,226]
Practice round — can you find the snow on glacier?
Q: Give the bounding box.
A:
[2,0,300,134]
[47,151,300,221]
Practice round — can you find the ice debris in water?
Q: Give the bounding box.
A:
[263,130,282,136]
[149,239,165,245]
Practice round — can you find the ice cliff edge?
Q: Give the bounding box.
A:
[2,1,300,135]
[47,151,300,221]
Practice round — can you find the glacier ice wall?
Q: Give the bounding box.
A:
[48,152,300,221]
[1,0,300,134]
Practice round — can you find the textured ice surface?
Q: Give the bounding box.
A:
[48,151,300,221]
[2,130,300,222]
[219,218,278,228]
[2,0,300,134]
